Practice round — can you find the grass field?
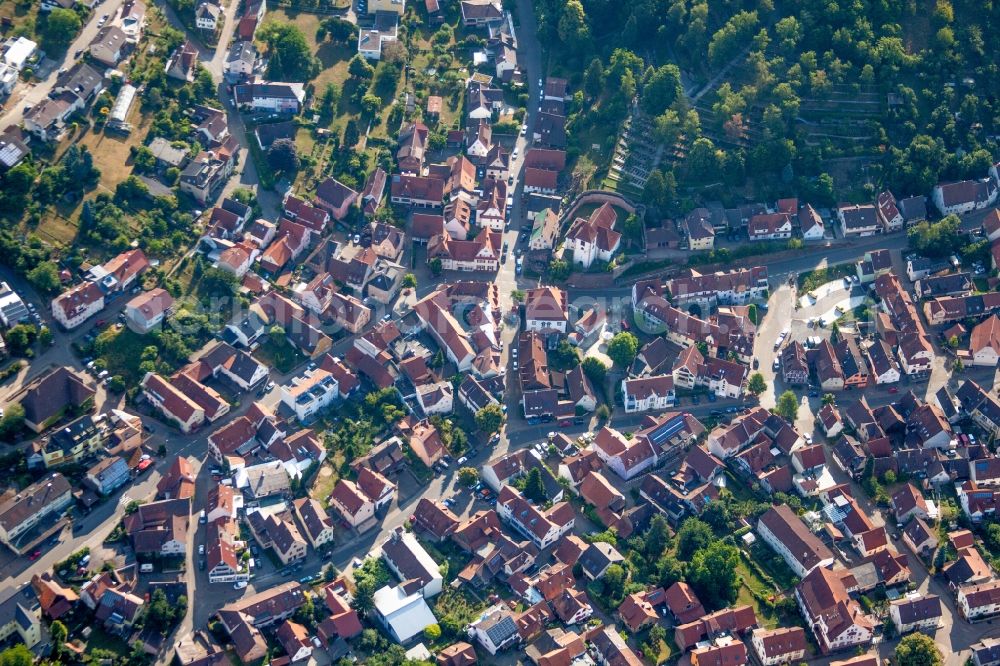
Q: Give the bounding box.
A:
[95,326,153,384]
[77,116,150,193]
[309,457,342,506]
[253,338,303,373]
[735,565,781,629]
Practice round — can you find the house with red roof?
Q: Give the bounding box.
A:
[140,373,205,433]
[314,177,359,220]
[565,203,620,268]
[52,281,105,330]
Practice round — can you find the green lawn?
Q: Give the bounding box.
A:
[85,627,130,655]
[798,263,855,292]
[253,338,303,373]
[96,326,154,384]
[747,541,800,590]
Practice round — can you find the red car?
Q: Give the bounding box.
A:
[559,419,572,427]
[28,550,41,561]
[95,320,106,327]
[888,387,898,394]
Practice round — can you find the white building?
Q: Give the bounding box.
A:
[932,180,999,216]
[889,595,943,634]
[588,426,657,481]
[372,585,438,645]
[467,605,520,655]
[0,282,29,327]
[757,505,834,578]
[958,581,1000,621]
[0,473,72,549]
[750,627,807,666]
[52,282,106,330]
[1,37,37,70]
[565,203,620,269]
[621,376,675,413]
[280,368,339,421]
[380,527,444,598]
[415,381,454,416]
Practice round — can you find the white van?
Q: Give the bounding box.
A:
[140,563,154,573]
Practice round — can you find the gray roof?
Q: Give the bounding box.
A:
[480,611,518,646]
[0,584,39,634]
[227,40,256,64]
[55,61,104,100]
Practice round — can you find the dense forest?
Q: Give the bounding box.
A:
[534,0,1000,210]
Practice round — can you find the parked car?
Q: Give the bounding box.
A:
[234,581,248,589]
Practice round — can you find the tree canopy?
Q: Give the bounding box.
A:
[259,22,319,81]
[607,332,639,368]
[40,8,81,48]
[895,633,943,666]
[775,390,799,422]
[474,403,504,435]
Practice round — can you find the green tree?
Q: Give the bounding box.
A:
[269,324,286,345]
[984,523,1000,552]
[601,563,626,602]
[0,645,34,666]
[557,0,590,50]
[688,540,740,610]
[707,11,758,67]
[895,633,943,666]
[361,94,382,117]
[474,403,504,435]
[775,390,799,421]
[641,64,682,116]
[821,393,836,406]
[676,517,713,560]
[0,403,25,440]
[424,623,442,641]
[657,551,684,588]
[623,213,643,244]
[40,8,81,48]
[685,137,721,182]
[747,372,767,396]
[343,119,361,149]
[583,58,605,97]
[352,578,374,614]
[429,258,443,276]
[267,138,300,173]
[50,619,68,653]
[146,589,177,633]
[319,83,340,122]
[402,273,417,288]
[523,467,546,503]
[348,54,375,80]
[258,22,318,81]
[458,467,478,486]
[607,332,639,368]
[907,215,963,258]
[548,259,570,280]
[644,514,670,557]
[581,357,608,386]
[38,327,53,347]
[27,261,61,294]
